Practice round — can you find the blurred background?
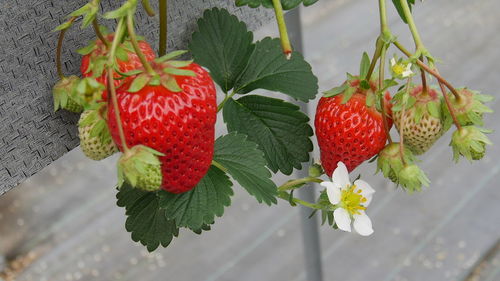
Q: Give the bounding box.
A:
[1,0,499,280]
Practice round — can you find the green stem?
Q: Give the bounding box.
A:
[378,44,393,144]
[92,19,110,48]
[393,41,461,100]
[126,12,156,75]
[366,37,383,81]
[277,192,325,210]
[271,0,292,59]
[211,160,228,173]
[399,0,424,49]
[56,17,76,79]
[278,177,323,192]
[399,77,412,165]
[379,0,389,32]
[141,0,156,16]
[107,19,130,153]
[217,92,236,112]
[158,0,168,56]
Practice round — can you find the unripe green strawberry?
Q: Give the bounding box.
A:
[450,126,491,162]
[53,75,83,113]
[117,145,164,192]
[78,105,117,160]
[442,88,493,129]
[393,85,445,155]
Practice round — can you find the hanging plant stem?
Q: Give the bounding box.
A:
[142,0,156,16]
[56,17,76,79]
[126,12,156,75]
[92,19,110,48]
[378,44,393,144]
[158,0,168,56]
[271,0,292,59]
[399,77,412,164]
[107,19,130,153]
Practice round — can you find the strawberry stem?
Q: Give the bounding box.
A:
[438,76,462,131]
[366,36,384,81]
[217,92,236,112]
[56,17,77,79]
[398,77,412,165]
[399,0,424,50]
[141,0,156,16]
[271,0,292,59]
[92,19,110,48]
[278,177,323,192]
[393,41,461,101]
[211,160,228,173]
[378,44,393,144]
[277,191,325,210]
[107,18,130,153]
[420,56,429,94]
[158,0,168,56]
[126,12,157,76]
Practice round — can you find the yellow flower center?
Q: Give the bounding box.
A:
[339,185,367,216]
[392,64,405,76]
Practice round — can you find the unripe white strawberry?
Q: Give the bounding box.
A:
[78,105,117,160]
[393,85,445,155]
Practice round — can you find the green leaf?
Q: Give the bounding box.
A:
[391,0,416,24]
[158,166,233,230]
[213,133,278,205]
[324,84,348,98]
[116,184,179,252]
[128,74,151,93]
[233,37,318,102]
[235,0,319,10]
[359,52,370,79]
[189,8,254,93]
[223,95,313,175]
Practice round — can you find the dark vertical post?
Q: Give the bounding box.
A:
[285,8,324,281]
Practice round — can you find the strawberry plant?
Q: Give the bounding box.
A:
[50,0,493,251]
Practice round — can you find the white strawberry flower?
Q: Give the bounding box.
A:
[390,57,414,79]
[320,162,375,236]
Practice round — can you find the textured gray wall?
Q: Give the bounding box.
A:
[0,0,273,196]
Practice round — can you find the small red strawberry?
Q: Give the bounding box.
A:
[108,62,217,193]
[315,78,392,176]
[79,34,156,101]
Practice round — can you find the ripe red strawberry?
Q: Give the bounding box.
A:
[80,34,156,101]
[315,80,392,176]
[107,63,217,193]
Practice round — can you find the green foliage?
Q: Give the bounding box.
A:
[213,133,278,205]
[391,0,416,24]
[159,166,233,230]
[223,95,313,175]
[233,38,318,102]
[189,8,254,93]
[116,184,179,252]
[235,0,319,10]
[189,8,318,102]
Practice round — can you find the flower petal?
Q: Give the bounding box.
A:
[354,179,375,206]
[323,182,341,205]
[332,162,350,190]
[390,58,396,66]
[334,208,351,232]
[353,211,374,236]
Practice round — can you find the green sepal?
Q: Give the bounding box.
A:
[103,1,135,19]
[398,164,430,193]
[128,74,151,93]
[54,20,74,32]
[156,50,189,63]
[450,126,492,162]
[341,86,357,104]
[77,41,97,55]
[235,0,319,10]
[117,145,164,191]
[323,84,348,98]
[359,52,370,79]
[163,68,196,77]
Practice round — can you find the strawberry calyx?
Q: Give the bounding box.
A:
[443,88,493,129]
[75,77,106,108]
[79,102,113,145]
[450,126,492,162]
[53,75,83,113]
[117,145,165,191]
[126,50,196,93]
[392,84,443,124]
[376,143,429,192]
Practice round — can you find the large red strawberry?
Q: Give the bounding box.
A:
[107,62,217,193]
[315,79,392,176]
[80,34,156,101]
